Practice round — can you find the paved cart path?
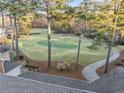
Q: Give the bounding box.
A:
[82,51,120,82]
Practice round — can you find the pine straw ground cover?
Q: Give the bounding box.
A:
[20,51,86,80]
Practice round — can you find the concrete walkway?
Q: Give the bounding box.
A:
[82,51,120,83]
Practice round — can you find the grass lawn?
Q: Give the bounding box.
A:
[19,28,120,65]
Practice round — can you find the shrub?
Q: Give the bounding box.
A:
[56,62,71,71]
[0,37,9,45]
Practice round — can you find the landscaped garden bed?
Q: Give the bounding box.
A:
[18,28,124,80]
[20,52,85,80]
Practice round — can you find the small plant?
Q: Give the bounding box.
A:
[87,44,98,50]
[87,32,103,50]
[20,64,29,73]
[87,41,101,50]
[56,62,71,71]
[9,51,16,61]
[0,37,9,45]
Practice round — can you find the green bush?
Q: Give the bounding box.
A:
[17,13,34,35]
[0,37,9,45]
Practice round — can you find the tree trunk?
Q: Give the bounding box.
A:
[112,11,118,45]
[44,0,52,68]
[104,42,112,73]
[10,14,15,50]
[76,0,87,70]
[1,11,4,34]
[76,35,81,70]
[112,2,120,45]
[13,14,19,60]
[47,17,52,68]
[56,22,59,33]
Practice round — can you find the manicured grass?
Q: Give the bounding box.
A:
[19,28,109,65]
[38,40,77,49]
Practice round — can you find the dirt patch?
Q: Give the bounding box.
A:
[20,51,86,80]
[97,51,124,76]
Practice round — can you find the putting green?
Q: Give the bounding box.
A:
[19,28,113,64]
[38,40,77,49]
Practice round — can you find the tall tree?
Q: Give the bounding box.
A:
[9,14,15,50]
[118,0,124,37]
[37,0,70,68]
[89,0,115,73]
[104,0,123,73]
[5,0,35,60]
[1,11,4,32]
[112,0,122,44]
[89,0,124,73]
[76,0,92,70]
[0,0,6,35]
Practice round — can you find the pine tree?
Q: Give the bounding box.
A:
[36,0,70,68]
[4,0,35,60]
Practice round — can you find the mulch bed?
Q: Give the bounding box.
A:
[38,62,85,80]
[97,51,124,76]
[19,51,86,80]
